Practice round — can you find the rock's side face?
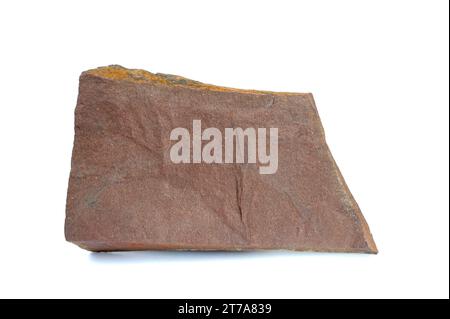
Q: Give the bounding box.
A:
[65,65,377,253]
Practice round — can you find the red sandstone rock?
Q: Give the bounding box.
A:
[65,65,377,253]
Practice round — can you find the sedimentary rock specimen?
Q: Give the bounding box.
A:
[65,65,377,253]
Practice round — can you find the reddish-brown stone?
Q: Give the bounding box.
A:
[65,65,377,253]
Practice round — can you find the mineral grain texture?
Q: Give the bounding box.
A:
[65,65,377,253]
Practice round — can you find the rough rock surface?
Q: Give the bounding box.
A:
[65,65,377,253]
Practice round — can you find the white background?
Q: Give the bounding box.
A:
[0,0,448,299]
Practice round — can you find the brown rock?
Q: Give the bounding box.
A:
[65,65,377,253]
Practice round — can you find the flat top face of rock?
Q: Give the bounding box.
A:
[86,65,308,96]
[65,65,377,254]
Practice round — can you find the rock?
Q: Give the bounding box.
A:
[65,65,377,253]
